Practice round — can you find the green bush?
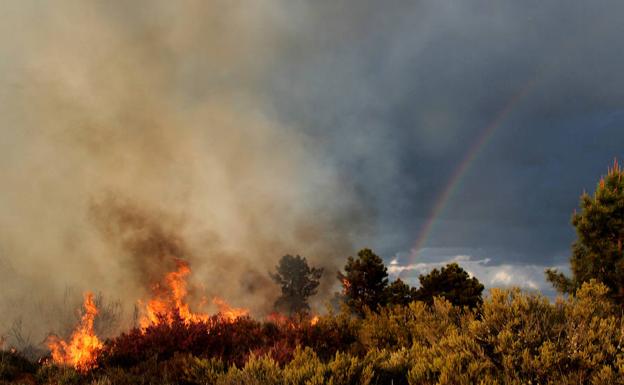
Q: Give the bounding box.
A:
[282,346,325,385]
[217,355,281,385]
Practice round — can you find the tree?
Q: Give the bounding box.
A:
[415,263,484,308]
[546,160,624,303]
[384,278,417,306]
[270,255,323,315]
[338,248,389,316]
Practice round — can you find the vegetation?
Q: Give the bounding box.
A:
[3,161,624,384]
[337,249,484,313]
[270,255,323,316]
[547,160,624,303]
[384,278,417,306]
[415,262,484,308]
[338,248,389,316]
[4,280,623,384]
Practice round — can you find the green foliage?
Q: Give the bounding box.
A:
[338,249,389,316]
[547,160,624,303]
[6,282,624,383]
[218,355,281,385]
[360,298,466,352]
[407,330,495,385]
[282,347,325,385]
[271,255,324,316]
[415,263,484,308]
[179,354,225,385]
[326,351,366,385]
[362,348,411,385]
[384,278,417,306]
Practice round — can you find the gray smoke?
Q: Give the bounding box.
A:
[0,0,369,345]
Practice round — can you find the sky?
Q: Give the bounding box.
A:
[271,1,624,290]
[1,0,624,330]
[263,0,624,294]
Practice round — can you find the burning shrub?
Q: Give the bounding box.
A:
[45,292,103,372]
[100,314,266,368]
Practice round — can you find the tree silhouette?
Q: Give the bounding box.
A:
[547,160,624,303]
[270,255,323,315]
[385,278,417,306]
[415,263,484,308]
[338,248,389,316]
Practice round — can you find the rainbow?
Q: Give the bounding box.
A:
[406,79,537,267]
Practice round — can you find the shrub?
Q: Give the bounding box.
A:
[217,355,281,385]
[0,350,36,382]
[282,346,326,385]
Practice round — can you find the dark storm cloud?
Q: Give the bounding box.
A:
[267,0,624,278]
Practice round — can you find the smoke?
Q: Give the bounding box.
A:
[0,0,369,343]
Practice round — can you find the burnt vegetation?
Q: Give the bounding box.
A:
[4,162,624,384]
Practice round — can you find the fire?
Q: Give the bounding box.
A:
[341,277,351,295]
[266,312,290,324]
[266,313,320,327]
[139,258,248,328]
[213,297,249,322]
[46,292,103,372]
[139,259,211,328]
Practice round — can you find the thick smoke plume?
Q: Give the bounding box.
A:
[0,1,368,345]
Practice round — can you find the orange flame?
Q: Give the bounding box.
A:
[341,277,351,295]
[46,292,103,372]
[139,259,211,328]
[213,297,249,322]
[138,259,248,328]
[266,312,320,327]
[266,312,290,325]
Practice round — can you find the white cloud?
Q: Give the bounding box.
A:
[491,270,512,285]
[388,252,567,294]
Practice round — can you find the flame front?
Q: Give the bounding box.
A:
[139,259,248,328]
[212,296,249,322]
[46,292,103,372]
[266,312,320,327]
[140,259,212,328]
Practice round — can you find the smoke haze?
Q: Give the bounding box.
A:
[4,0,624,345]
[0,0,368,343]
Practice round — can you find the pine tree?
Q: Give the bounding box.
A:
[270,255,323,315]
[338,248,389,316]
[384,278,417,306]
[415,263,484,308]
[546,159,624,302]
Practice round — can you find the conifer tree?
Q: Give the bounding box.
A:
[271,255,323,315]
[338,248,389,316]
[546,159,624,303]
[415,263,484,308]
[384,278,417,306]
